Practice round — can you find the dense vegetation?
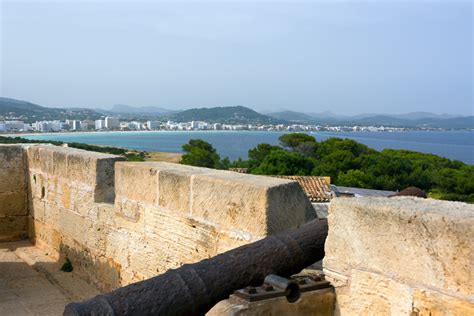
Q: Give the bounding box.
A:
[181,139,229,169]
[181,133,474,202]
[0,136,146,161]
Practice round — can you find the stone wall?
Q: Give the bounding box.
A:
[0,145,28,241]
[323,197,474,315]
[109,161,314,286]
[0,144,315,291]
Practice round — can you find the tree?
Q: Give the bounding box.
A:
[337,169,370,188]
[279,133,316,150]
[181,139,221,168]
[252,150,314,175]
[248,143,282,162]
[247,143,283,170]
[278,133,318,158]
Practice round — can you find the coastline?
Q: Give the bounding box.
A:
[1,129,471,138]
[1,130,473,164]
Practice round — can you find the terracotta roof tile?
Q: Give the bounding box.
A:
[275,176,332,202]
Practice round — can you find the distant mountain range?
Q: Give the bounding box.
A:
[169,106,282,124]
[0,97,472,129]
[266,110,473,129]
[0,97,102,123]
[110,104,176,115]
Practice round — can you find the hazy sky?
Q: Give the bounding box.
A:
[1,0,472,115]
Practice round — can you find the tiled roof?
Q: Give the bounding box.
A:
[275,176,332,202]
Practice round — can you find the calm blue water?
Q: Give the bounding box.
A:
[24,130,474,164]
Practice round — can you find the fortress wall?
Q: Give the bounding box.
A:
[0,145,28,241]
[323,197,474,315]
[26,145,126,290]
[112,161,315,286]
[21,145,314,291]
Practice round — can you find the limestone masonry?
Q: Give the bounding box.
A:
[1,143,473,315]
[323,197,474,315]
[1,144,314,291]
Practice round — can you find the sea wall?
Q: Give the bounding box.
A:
[0,145,28,241]
[323,197,474,315]
[0,144,315,291]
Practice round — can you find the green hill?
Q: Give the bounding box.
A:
[171,106,284,124]
[0,97,103,123]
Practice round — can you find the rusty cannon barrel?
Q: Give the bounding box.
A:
[64,219,328,316]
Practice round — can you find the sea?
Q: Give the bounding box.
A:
[23,130,474,165]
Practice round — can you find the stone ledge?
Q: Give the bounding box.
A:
[115,161,315,236]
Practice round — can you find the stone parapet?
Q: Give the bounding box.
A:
[115,162,315,236]
[0,145,315,291]
[112,162,315,285]
[323,197,474,315]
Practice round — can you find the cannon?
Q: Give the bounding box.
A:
[64,219,328,316]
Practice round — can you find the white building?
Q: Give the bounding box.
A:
[36,121,52,132]
[105,117,120,129]
[0,122,6,132]
[198,122,208,130]
[191,121,199,130]
[95,120,105,130]
[4,120,25,132]
[71,120,81,131]
[147,121,160,130]
[127,122,142,130]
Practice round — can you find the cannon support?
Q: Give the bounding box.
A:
[64,219,328,316]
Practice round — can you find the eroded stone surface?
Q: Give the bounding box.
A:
[323,197,474,315]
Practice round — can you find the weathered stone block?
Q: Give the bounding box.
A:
[52,147,69,176]
[323,197,474,315]
[191,171,311,236]
[329,269,413,315]
[216,230,255,254]
[66,150,97,184]
[105,227,145,276]
[143,205,219,272]
[39,146,55,175]
[58,209,87,245]
[266,182,316,234]
[29,219,62,257]
[115,162,158,205]
[114,198,145,223]
[29,197,46,222]
[412,288,474,315]
[0,191,27,216]
[0,145,25,192]
[27,145,123,203]
[0,215,28,241]
[28,172,46,199]
[324,197,474,296]
[158,168,192,214]
[26,145,41,171]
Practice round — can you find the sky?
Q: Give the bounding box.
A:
[0,0,472,115]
